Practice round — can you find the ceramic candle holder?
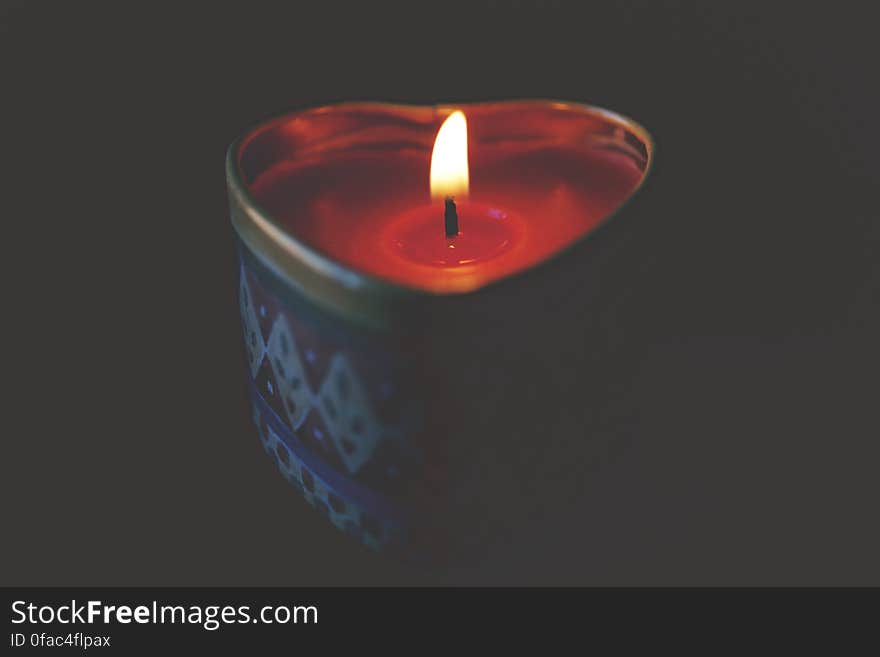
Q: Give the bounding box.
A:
[227,101,653,563]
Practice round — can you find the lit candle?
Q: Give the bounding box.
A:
[229,101,653,560]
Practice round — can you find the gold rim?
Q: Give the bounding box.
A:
[226,100,655,330]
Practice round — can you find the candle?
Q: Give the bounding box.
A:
[228,101,653,560]
[243,102,647,293]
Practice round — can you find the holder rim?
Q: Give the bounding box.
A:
[226,99,655,329]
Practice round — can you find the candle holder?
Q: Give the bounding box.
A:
[227,101,653,563]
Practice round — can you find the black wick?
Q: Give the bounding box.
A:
[444,196,459,238]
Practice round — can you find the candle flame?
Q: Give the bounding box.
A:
[430,110,469,201]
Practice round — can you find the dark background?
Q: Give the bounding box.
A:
[3,1,878,585]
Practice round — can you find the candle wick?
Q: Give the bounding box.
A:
[444,196,459,238]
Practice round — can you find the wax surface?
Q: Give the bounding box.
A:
[385,201,524,266]
[243,104,648,292]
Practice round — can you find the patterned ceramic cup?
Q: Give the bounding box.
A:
[227,102,653,563]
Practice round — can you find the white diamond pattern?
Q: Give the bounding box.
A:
[239,267,266,378]
[242,268,389,475]
[266,315,311,430]
[319,354,383,474]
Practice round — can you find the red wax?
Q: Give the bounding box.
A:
[242,103,649,293]
[386,202,522,266]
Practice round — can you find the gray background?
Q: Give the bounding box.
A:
[3,1,878,585]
